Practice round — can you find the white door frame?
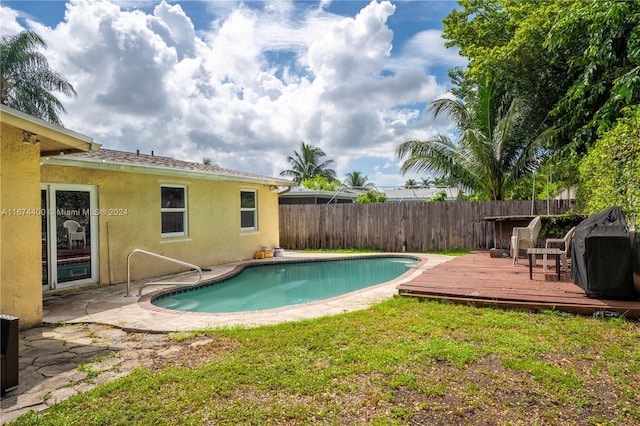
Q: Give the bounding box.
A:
[41,183,99,290]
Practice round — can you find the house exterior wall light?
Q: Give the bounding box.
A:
[22,131,39,145]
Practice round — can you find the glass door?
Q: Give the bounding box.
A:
[42,184,98,290]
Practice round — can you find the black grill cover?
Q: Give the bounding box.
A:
[570,206,637,299]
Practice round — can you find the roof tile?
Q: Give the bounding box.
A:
[67,149,292,183]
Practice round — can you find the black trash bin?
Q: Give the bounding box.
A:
[1,314,19,396]
[571,206,637,299]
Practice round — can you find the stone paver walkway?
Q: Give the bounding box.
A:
[1,252,452,424]
[2,323,215,424]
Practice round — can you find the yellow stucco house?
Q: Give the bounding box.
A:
[1,105,294,329]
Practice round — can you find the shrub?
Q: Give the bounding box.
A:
[428,190,448,202]
[301,175,341,191]
[578,106,640,229]
[355,190,387,204]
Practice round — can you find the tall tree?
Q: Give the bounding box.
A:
[442,0,640,155]
[396,79,553,200]
[0,30,76,125]
[404,179,419,188]
[344,171,374,189]
[280,142,337,184]
[420,177,434,189]
[546,0,640,151]
[441,0,574,194]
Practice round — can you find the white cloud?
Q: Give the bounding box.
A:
[306,0,394,84]
[3,0,464,187]
[0,6,24,36]
[392,28,467,70]
[152,1,197,59]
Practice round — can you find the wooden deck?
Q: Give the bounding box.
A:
[398,251,640,318]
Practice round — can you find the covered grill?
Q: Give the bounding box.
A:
[570,206,637,299]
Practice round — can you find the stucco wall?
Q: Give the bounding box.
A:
[0,124,43,329]
[41,163,281,284]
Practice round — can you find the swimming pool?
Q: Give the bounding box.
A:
[152,256,419,313]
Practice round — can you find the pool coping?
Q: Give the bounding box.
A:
[42,252,455,333]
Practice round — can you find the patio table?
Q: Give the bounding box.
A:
[526,247,563,280]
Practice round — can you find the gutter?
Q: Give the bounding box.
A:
[278,186,294,195]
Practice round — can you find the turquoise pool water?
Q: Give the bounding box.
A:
[152,257,418,313]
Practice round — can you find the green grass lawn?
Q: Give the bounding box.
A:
[12,297,640,425]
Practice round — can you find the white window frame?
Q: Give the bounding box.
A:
[161,185,188,238]
[240,189,258,231]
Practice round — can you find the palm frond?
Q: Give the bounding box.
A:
[429,97,472,129]
[0,30,74,124]
[396,77,551,200]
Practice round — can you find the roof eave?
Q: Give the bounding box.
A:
[41,155,295,186]
[0,104,99,154]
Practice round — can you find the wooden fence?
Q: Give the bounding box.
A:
[279,200,575,252]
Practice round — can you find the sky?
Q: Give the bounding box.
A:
[1,0,466,188]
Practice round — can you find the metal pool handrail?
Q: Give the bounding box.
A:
[126,249,203,297]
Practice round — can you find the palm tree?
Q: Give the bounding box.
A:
[404,179,419,188]
[433,176,454,187]
[420,177,434,189]
[344,171,374,189]
[395,80,552,200]
[280,142,337,184]
[0,30,76,125]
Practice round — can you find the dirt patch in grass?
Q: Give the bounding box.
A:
[147,331,638,425]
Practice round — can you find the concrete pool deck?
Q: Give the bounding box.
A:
[42,252,453,332]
